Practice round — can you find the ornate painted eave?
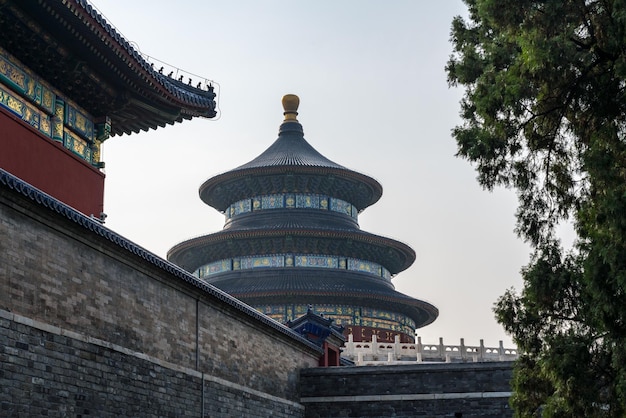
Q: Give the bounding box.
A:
[199,166,383,213]
[208,270,439,329]
[244,292,438,330]
[0,0,217,135]
[167,227,416,275]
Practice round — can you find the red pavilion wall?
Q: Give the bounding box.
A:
[0,107,105,216]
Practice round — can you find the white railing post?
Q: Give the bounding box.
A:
[480,339,485,362]
[417,336,423,363]
[372,334,378,356]
[460,338,466,361]
[394,334,401,357]
[439,337,445,362]
[346,333,354,354]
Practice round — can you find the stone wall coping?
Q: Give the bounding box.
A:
[301,361,516,376]
[300,391,513,403]
[0,168,322,355]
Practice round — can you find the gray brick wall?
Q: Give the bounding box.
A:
[0,309,305,417]
[0,182,319,416]
[300,363,514,417]
[0,171,516,418]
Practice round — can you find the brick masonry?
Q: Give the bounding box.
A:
[0,171,517,417]
[0,172,320,417]
[0,309,305,417]
[300,362,514,417]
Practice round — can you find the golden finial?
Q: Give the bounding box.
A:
[282,94,299,122]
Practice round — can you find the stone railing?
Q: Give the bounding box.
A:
[342,334,519,365]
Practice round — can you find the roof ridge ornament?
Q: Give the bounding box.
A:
[282,94,299,122]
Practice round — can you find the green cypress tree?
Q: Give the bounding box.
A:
[447,0,626,415]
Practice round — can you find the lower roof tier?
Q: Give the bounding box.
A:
[261,303,417,343]
[203,268,439,330]
[167,228,416,275]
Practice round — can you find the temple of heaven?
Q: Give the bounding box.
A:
[168,94,438,343]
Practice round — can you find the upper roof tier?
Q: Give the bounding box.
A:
[199,95,383,212]
[0,0,217,135]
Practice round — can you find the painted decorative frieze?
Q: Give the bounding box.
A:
[0,47,110,167]
[227,193,358,220]
[258,303,416,336]
[194,253,391,281]
[0,84,52,137]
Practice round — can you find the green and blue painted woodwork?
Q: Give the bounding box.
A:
[257,303,416,337]
[194,253,392,281]
[0,47,110,166]
[227,193,359,220]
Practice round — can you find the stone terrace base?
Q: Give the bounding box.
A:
[300,362,514,417]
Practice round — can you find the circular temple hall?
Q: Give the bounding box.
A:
[168,94,438,343]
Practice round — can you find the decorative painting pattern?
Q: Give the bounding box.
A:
[339,258,347,269]
[0,54,28,93]
[0,48,99,166]
[261,194,283,209]
[226,193,357,220]
[239,255,284,269]
[233,199,251,216]
[285,194,295,208]
[252,303,416,335]
[65,104,94,142]
[64,131,92,162]
[296,194,319,209]
[52,99,64,142]
[295,255,338,268]
[194,253,390,281]
[348,259,382,276]
[0,84,51,137]
[195,259,232,278]
[40,87,54,114]
[0,51,54,113]
[262,305,285,315]
[330,198,353,217]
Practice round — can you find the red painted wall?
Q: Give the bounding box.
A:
[319,342,341,367]
[0,108,105,216]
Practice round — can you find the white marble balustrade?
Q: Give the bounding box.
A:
[342,334,519,365]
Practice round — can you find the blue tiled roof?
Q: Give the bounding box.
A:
[199,120,383,211]
[206,269,439,328]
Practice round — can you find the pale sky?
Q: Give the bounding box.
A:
[96,0,532,348]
